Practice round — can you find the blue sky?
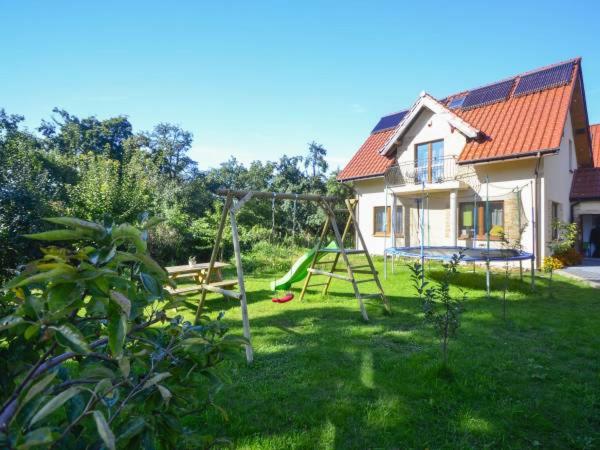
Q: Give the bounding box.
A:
[2,0,600,170]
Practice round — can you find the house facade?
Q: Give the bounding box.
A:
[338,58,596,266]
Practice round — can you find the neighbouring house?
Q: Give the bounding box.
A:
[337,58,596,267]
[571,124,600,257]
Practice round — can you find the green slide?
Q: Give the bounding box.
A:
[270,241,337,291]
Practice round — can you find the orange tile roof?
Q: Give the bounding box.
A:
[337,129,396,181]
[571,124,600,201]
[591,124,600,166]
[339,58,582,181]
[457,79,574,163]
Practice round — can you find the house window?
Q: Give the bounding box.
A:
[459,201,504,239]
[551,202,560,239]
[394,206,404,237]
[373,206,388,236]
[569,140,574,171]
[373,206,403,236]
[415,140,444,183]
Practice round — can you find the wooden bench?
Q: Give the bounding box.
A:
[167,279,238,296]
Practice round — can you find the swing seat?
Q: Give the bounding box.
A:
[272,293,294,303]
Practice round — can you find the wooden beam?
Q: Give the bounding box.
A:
[307,268,352,282]
[201,284,241,300]
[216,189,340,203]
[229,207,254,363]
[195,195,232,323]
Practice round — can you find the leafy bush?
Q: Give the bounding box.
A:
[543,256,564,272]
[0,217,244,449]
[554,247,583,267]
[240,239,307,274]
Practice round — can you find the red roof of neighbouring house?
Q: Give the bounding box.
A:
[338,58,586,181]
[571,124,600,200]
[591,124,600,165]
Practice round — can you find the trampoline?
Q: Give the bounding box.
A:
[385,246,534,262]
[384,246,535,294]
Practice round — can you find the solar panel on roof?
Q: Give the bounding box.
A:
[513,61,574,97]
[371,110,408,133]
[448,96,466,109]
[461,79,515,109]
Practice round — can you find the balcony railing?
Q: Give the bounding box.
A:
[384,155,458,187]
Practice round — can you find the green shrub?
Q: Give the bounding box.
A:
[0,216,244,449]
[240,240,306,274]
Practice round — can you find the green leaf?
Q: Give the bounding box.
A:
[29,386,81,426]
[157,385,172,406]
[109,290,131,318]
[92,410,116,450]
[117,417,146,443]
[0,315,24,331]
[22,372,57,407]
[142,372,171,390]
[23,229,87,241]
[94,378,112,395]
[112,224,146,252]
[24,324,40,340]
[119,357,130,377]
[50,324,90,353]
[47,283,84,313]
[108,312,127,357]
[5,267,76,289]
[140,273,161,296]
[44,217,105,234]
[17,427,56,449]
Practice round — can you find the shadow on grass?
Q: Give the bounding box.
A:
[188,268,600,449]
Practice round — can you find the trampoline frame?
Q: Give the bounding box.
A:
[384,245,535,294]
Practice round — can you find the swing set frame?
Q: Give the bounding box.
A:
[194,189,390,363]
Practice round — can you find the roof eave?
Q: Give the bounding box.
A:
[337,173,385,182]
[457,148,559,165]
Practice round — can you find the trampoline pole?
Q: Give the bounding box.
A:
[420,183,425,282]
[384,249,387,280]
[531,257,535,291]
[486,176,490,298]
[486,260,490,297]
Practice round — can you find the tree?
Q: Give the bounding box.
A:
[39,108,133,162]
[0,111,60,281]
[304,141,328,179]
[0,217,242,448]
[147,123,196,180]
[410,254,465,369]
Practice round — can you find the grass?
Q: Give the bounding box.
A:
[178,256,600,449]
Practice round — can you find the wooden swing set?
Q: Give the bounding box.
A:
[194,189,390,363]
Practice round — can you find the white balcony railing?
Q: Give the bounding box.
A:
[384,155,458,187]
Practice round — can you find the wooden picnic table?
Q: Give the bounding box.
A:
[165,262,237,295]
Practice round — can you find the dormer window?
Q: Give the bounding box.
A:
[415,140,444,183]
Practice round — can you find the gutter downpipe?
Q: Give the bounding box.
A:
[384,182,388,279]
[532,152,543,289]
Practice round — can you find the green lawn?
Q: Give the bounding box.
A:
[182,257,599,449]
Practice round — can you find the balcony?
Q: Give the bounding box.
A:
[384,155,459,188]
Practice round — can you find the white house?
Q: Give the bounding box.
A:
[338,58,597,267]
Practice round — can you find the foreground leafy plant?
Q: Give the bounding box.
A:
[410,254,465,367]
[0,216,244,449]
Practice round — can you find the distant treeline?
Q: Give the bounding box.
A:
[0,108,352,280]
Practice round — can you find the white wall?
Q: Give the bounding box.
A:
[353,177,390,255]
[542,111,576,259]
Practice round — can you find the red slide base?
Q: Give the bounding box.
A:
[272,293,294,303]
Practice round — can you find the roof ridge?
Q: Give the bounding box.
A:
[376,57,581,118]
